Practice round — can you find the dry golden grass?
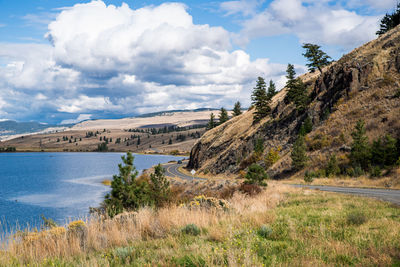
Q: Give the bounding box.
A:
[0,183,292,266]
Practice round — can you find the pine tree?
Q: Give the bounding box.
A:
[267,80,277,100]
[284,64,308,112]
[383,134,398,166]
[291,135,308,171]
[350,120,370,170]
[219,107,229,124]
[293,79,308,112]
[251,77,271,122]
[207,112,216,129]
[285,64,297,103]
[149,164,170,208]
[371,137,385,167]
[299,116,313,136]
[233,101,242,116]
[377,3,400,35]
[244,164,269,186]
[104,152,152,217]
[302,43,331,73]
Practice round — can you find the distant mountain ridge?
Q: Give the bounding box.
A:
[135,108,219,118]
[0,120,61,136]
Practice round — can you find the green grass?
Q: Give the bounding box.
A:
[3,191,400,266]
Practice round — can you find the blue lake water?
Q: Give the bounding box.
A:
[0,152,184,233]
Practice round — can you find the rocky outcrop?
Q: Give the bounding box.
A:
[188,26,400,178]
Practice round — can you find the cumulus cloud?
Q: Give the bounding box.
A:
[231,0,380,48]
[0,1,290,123]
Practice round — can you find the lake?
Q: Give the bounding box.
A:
[0,152,184,234]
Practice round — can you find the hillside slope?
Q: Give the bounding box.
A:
[188,26,400,178]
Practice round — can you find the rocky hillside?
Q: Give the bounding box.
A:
[188,25,400,178]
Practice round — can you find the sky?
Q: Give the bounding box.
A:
[0,0,397,124]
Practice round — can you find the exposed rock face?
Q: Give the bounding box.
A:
[188,26,400,178]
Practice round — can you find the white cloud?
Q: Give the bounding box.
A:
[232,0,380,48]
[56,95,119,113]
[0,1,295,123]
[61,114,92,124]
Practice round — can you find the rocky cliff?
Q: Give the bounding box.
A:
[188,25,400,178]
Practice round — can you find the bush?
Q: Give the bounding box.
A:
[306,133,332,151]
[112,247,134,264]
[347,211,367,226]
[264,147,281,169]
[181,224,201,236]
[304,171,314,183]
[187,195,230,211]
[370,166,382,178]
[257,225,273,239]
[245,164,269,186]
[325,154,341,177]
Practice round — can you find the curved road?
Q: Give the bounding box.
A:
[163,162,206,181]
[162,163,400,205]
[292,184,400,206]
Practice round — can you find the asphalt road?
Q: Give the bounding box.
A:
[163,162,206,181]
[162,163,400,205]
[292,184,400,205]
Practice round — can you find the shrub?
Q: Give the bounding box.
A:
[325,154,341,177]
[187,195,230,211]
[245,164,269,186]
[181,224,201,236]
[370,166,382,178]
[264,147,281,169]
[347,211,367,226]
[257,225,273,239]
[113,247,134,264]
[41,215,58,229]
[306,133,332,151]
[304,171,314,183]
[239,183,262,196]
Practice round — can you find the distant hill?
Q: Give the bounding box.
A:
[72,109,232,131]
[136,108,219,118]
[0,120,64,137]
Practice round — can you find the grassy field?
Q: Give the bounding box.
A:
[287,170,400,189]
[1,183,399,266]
